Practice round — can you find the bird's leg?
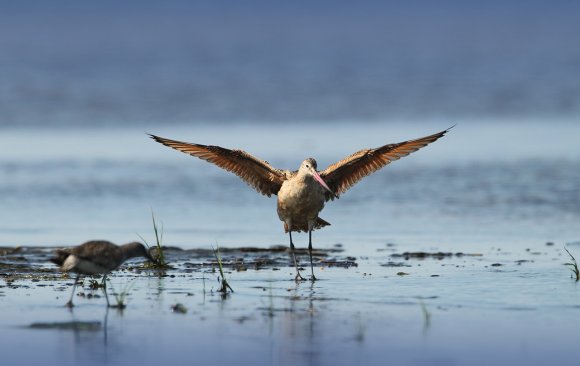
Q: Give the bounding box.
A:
[308,230,317,281]
[289,231,305,282]
[65,274,80,308]
[102,274,111,307]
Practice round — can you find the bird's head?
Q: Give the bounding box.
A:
[300,158,338,199]
[300,158,318,172]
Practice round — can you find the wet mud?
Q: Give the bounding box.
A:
[0,244,357,286]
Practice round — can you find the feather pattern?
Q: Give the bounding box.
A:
[148,134,287,196]
[320,128,451,200]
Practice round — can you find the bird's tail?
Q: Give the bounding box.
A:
[284,217,331,233]
[314,217,331,230]
[49,249,71,267]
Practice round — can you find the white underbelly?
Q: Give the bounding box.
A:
[277,180,325,223]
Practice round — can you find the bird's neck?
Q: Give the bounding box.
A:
[120,243,144,261]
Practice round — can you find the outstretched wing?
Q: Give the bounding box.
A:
[320,127,451,200]
[149,134,286,196]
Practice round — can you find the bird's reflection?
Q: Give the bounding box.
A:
[60,304,121,365]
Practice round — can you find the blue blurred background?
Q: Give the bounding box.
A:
[1,0,579,126]
[0,0,579,247]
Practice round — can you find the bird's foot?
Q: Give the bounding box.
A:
[65,300,74,308]
[310,275,317,282]
[294,273,306,282]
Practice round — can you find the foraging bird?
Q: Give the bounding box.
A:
[149,127,450,281]
[51,240,156,307]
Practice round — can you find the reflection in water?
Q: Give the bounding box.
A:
[153,274,165,298]
[277,281,321,366]
[419,300,432,334]
[60,306,115,365]
[270,279,374,365]
[353,312,366,343]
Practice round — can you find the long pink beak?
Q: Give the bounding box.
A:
[312,171,339,199]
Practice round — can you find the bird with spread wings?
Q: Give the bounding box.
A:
[149,127,451,281]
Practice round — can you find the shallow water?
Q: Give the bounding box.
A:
[2,240,580,366]
[1,121,579,248]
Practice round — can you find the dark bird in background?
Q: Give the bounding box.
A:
[51,240,156,307]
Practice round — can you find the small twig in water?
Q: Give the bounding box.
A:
[137,210,169,269]
[88,279,102,290]
[212,243,234,293]
[108,280,136,309]
[564,247,580,281]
